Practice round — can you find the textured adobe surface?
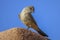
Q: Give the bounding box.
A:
[0,28,48,40]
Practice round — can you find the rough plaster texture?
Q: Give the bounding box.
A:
[0,28,49,40]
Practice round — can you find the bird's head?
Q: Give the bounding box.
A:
[22,6,34,14]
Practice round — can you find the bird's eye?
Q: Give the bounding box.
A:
[30,8,33,10]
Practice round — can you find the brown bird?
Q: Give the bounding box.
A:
[18,6,48,37]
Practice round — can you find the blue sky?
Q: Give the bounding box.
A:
[0,0,60,40]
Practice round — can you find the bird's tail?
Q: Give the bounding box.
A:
[37,27,48,37]
[31,22,48,37]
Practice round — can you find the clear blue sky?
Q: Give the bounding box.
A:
[0,0,60,40]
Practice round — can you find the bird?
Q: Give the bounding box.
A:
[18,6,48,37]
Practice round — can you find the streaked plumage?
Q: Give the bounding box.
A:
[18,6,48,37]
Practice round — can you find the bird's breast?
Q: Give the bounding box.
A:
[20,13,28,21]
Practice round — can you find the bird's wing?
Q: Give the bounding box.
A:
[28,14,48,37]
[28,13,38,26]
